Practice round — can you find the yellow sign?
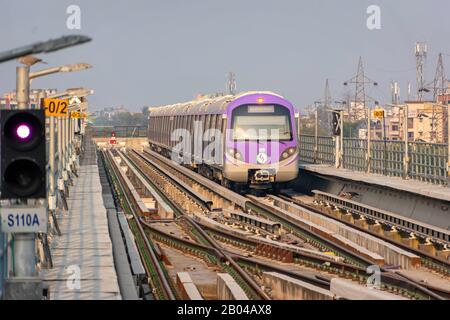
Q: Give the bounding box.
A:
[42,98,69,117]
[71,111,87,119]
[373,109,384,119]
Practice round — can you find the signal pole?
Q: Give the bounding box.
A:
[366,106,371,173]
[0,36,92,300]
[14,66,38,278]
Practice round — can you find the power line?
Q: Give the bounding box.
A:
[343,56,378,121]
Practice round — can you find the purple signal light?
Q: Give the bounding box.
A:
[16,123,32,140]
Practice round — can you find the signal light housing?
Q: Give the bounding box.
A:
[331,111,341,136]
[1,109,46,199]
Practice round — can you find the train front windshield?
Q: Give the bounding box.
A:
[231,105,292,141]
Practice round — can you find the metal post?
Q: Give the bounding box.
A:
[63,116,68,181]
[382,112,387,175]
[57,116,65,199]
[297,113,301,157]
[14,66,37,278]
[334,135,339,168]
[366,107,371,173]
[340,110,344,168]
[314,109,318,163]
[4,66,44,299]
[49,115,56,208]
[403,105,409,179]
[16,66,29,109]
[447,105,449,185]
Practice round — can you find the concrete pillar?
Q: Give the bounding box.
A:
[401,237,420,249]
[368,224,384,236]
[384,229,402,242]
[419,243,437,256]
[436,249,450,261]
[341,213,354,224]
[354,218,369,230]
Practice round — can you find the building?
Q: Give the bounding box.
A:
[1,89,57,109]
[367,102,448,143]
[94,106,129,119]
[403,101,446,143]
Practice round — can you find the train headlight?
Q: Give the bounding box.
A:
[227,148,242,160]
[280,147,296,160]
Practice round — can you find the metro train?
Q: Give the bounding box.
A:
[147,91,299,191]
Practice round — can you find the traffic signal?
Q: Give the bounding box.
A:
[1,109,46,199]
[331,111,341,136]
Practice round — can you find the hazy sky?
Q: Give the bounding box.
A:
[0,0,449,111]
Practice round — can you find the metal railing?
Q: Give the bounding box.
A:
[299,134,449,186]
[298,134,335,165]
[91,126,147,138]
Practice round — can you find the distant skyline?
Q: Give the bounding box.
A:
[1,0,449,111]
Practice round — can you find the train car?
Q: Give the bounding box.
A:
[148,91,299,191]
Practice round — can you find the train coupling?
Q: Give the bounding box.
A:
[251,169,275,184]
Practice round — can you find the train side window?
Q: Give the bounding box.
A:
[209,114,216,143]
[160,116,164,145]
[174,115,179,147]
[163,116,167,146]
[174,115,180,147]
[216,114,221,132]
[159,116,163,143]
[187,115,191,137]
[159,116,162,144]
[203,114,208,134]
[157,117,161,143]
[163,116,168,145]
[152,116,156,141]
[189,115,195,156]
[205,114,211,143]
[168,116,173,147]
[222,118,227,135]
[182,113,187,132]
[167,116,172,146]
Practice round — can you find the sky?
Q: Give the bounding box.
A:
[0,0,449,112]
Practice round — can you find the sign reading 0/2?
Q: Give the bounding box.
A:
[42,98,69,117]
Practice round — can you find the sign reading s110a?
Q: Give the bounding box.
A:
[42,98,69,117]
[0,207,47,233]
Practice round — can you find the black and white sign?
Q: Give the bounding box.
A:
[0,207,47,233]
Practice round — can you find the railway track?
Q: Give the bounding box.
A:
[137,149,374,266]
[305,191,450,271]
[101,150,177,300]
[276,192,450,297]
[106,148,271,300]
[120,147,446,300]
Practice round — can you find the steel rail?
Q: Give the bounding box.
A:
[126,148,446,300]
[103,150,176,300]
[123,150,271,300]
[276,194,448,300]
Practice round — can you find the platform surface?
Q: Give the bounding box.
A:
[299,162,450,202]
[40,141,121,300]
